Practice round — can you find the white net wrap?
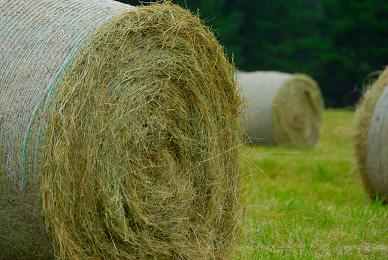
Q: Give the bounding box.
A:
[0,0,132,189]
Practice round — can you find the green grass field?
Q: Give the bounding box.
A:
[234,109,388,259]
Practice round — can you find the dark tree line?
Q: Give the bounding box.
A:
[120,0,388,107]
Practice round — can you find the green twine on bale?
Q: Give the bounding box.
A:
[22,37,87,185]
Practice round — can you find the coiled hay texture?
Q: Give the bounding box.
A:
[0,1,242,259]
[237,71,324,148]
[355,68,388,204]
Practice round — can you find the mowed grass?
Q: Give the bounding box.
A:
[234,109,388,259]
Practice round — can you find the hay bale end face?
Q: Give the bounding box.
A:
[0,1,242,259]
[238,71,324,148]
[355,68,388,203]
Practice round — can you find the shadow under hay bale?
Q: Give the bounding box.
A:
[0,1,243,259]
[355,68,388,204]
[237,71,324,148]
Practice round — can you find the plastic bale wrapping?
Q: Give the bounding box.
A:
[237,71,324,148]
[0,1,243,259]
[354,68,388,204]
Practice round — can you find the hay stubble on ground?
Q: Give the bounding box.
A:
[235,110,388,259]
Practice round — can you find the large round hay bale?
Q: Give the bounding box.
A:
[0,1,242,259]
[355,68,388,204]
[237,71,324,148]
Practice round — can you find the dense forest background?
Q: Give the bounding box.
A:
[119,0,388,107]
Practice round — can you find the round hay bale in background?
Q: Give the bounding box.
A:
[237,71,324,148]
[355,68,388,204]
[0,1,242,259]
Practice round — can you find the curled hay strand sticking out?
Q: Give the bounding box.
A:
[238,71,324,148]
[0,2,242,259]
[355,68,388,204]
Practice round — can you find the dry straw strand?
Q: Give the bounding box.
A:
[0,1,242,259]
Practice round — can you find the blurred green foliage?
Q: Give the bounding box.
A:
[119,0,388,107]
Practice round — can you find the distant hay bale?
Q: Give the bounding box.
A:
[0,1,242,259]
[355,68,388,204]
[237,71,324,148]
